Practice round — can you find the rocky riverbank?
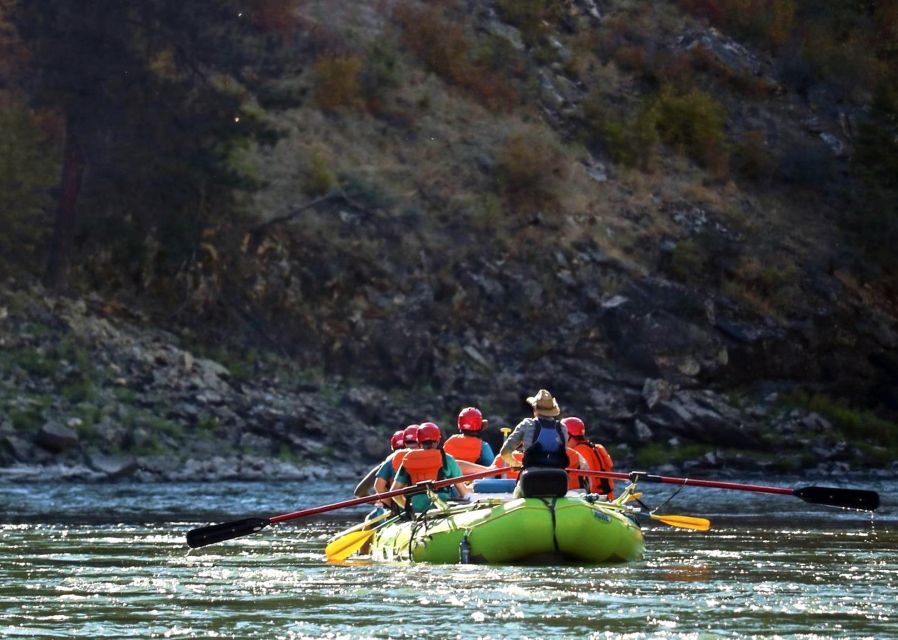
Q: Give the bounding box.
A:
[2,280,896,482]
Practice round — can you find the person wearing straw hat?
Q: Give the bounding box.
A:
[499,389,570,474]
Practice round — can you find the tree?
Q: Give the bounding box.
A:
[12,0,297,289]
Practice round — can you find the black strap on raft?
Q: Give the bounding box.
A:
[538,497,561,553]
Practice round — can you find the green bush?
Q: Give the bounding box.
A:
[652,87,729,177]
[302,149,337,197]
[496,0,547,44]
[782,392,898,448]
[496,129,568,213]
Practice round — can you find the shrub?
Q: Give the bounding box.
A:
[312,55,363,111]
[581,91,659,170]
[496,0,547,44]
[782,392,898,448]
[496,128,568,213]
[652,87,729,178]
[302,148,337,196]
[393,2,518,111]
[360,36,400,110]
[678,0,796,50]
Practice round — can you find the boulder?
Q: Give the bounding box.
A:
[3,435,33,461]
[86,452,139,480]
[36,421,80,453]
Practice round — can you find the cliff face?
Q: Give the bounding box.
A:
[3,0,898,478]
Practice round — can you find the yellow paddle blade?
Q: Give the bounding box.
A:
[650,513,711,531]
[325,528,377,562]
[626,492,643,502]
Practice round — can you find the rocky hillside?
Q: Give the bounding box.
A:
[2,0,898,478]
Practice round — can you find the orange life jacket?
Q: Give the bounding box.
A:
[491,451,523,479]
[569,438,615,497]
[443,434,482,463]
[391,449,410,474]
[566,447,585,490]
[397,448,445,485]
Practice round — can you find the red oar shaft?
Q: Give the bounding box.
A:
[187,466,508,548]
[568,469,878,510]
[270,466,504,524]
[568,469,793,496]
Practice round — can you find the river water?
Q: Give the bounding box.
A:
[1,477,896,639]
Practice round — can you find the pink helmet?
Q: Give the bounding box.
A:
[390,430,405,450]
[561,416,586,437]
[417,422,442,444]
[457,407,484,432]
[403,424,420,445]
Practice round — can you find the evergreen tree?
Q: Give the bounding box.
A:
[12,0,297,289]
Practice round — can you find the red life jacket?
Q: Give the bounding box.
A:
[443,434,482,463]
[398,448,445,484]
[569,437,615,497]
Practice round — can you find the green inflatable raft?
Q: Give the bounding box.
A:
[368,494,644,564]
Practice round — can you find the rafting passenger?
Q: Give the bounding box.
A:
[563,416,615,498]
[390,422,470,513]
[499,389,576,497]
[369,424,421,510]
[442,407,496,466]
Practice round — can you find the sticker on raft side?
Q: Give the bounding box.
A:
[592,511,611,523]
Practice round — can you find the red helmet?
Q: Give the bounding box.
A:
[457,407,484,432]
[417,422,442,444]
[390,430,405,450]
[403,424,420,445]
[561,416,586,437]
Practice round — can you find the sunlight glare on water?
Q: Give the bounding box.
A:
[0,478,896,638]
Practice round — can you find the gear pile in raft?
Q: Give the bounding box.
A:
[186,388,881,564]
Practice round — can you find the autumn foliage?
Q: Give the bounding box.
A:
[392,2,518,111]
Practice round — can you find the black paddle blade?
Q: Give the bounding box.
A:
[794,486,880,512]
[186,517,271,548]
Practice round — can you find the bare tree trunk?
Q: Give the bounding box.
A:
[44,111,85,290]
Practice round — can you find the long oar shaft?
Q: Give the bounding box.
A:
[569,469,879,511]
[269,467,502,524]
[187,467,505,548]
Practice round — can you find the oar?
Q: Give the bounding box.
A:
[649,513,711,531]
[569,469,880,511]
[186,467,507,548]
[325,514,399,562]
[610,488,710,531]
[353,462,381,498]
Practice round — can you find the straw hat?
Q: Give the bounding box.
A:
[526,389,560,417]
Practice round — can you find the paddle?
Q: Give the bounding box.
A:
[570,469,880,511]
[186,467,506,548]
[353,462,381,498]
[325,513,399,562]
[649,513,711,531]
